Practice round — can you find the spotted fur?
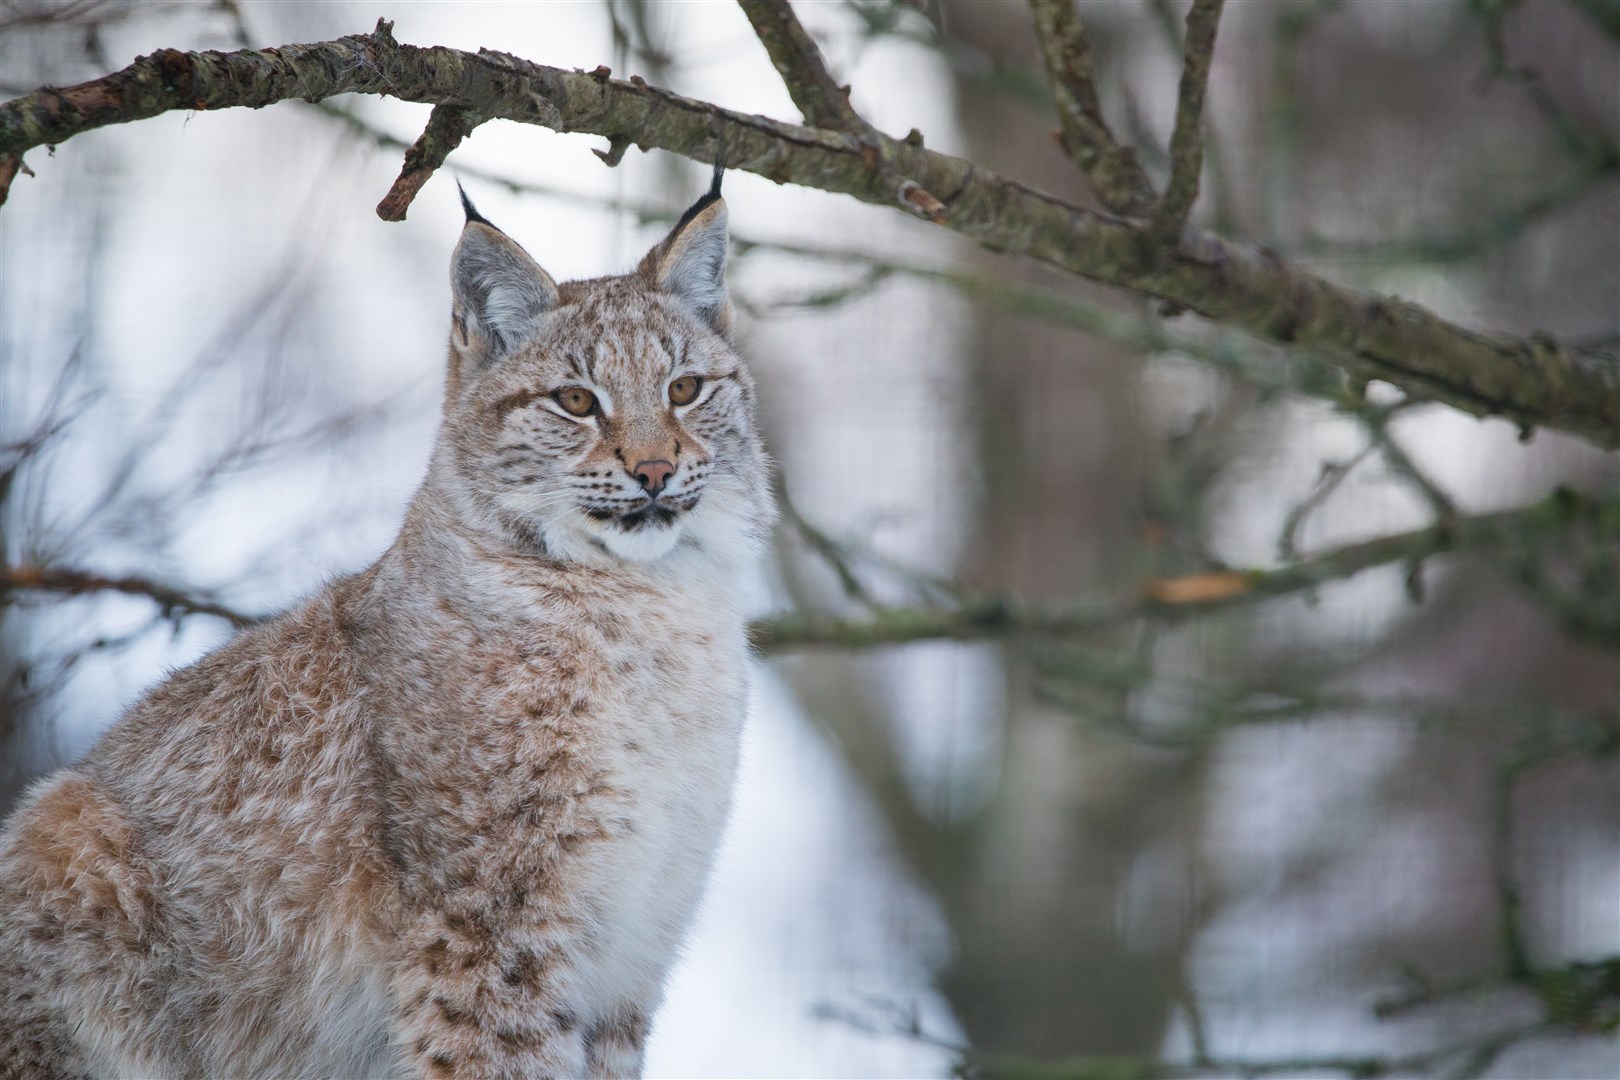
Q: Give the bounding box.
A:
[0,188,772,1079]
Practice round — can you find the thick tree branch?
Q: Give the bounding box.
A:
[1152,0,1224,241]
[1028,0,1158,215]
[736,0,863,132]
[1,23,1617,445]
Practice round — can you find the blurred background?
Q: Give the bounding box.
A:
[1,1,1616,1076]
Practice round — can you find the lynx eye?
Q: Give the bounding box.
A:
[554,387,599,417]
[668,376,702,407]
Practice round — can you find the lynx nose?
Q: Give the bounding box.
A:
[632,459,675,498]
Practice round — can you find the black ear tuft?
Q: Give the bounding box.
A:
[670,149,727,237]
[457,181,498,231]
[708,143,725,200]
[639,155,731,335]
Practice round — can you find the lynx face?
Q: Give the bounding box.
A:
[438,185,770,566]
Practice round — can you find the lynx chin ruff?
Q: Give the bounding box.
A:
[0,169,773,1080]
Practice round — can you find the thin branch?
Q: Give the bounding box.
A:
[1474,2,1615,168]
[1145,0,1238,233]
[1364,412,1456,525]
[1276,444,1376,561]
[817,996,1559,1079]
[2,24,1618,446]
[1027,0,1158,215]
[750,488,1618,651]
[0,565,257,626]
[774,478,878,608]
[1152,0,1225,242]
[375,102,488,221]
[1351,715,1620,1041]
[736,0,863,132]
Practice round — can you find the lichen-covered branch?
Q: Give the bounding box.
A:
[2,21,1617,445]
[1152,0,1224,241]
[1027,0,1158,215]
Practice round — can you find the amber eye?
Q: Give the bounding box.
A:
[668,376,702,406]
[554,387,599,417]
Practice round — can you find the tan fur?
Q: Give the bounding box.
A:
[0,192,771,1079]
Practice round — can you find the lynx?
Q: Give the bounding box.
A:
[0,168,772,1079]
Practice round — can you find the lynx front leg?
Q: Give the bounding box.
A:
[391,908,587,1080]
[584,1006,649,1080]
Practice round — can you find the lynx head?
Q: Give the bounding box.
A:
[432,170,771,569]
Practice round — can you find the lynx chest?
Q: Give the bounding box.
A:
[519,591,750,1012]
[387,577,752,1016]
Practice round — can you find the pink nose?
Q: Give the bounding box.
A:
[632,459,675,497]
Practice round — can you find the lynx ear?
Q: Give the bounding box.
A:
[639,165,731,336]
[450,188,559,366]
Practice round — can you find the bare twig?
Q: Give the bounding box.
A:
[1,565,257,626]
[1474,3,1615,168]
[1276,444,1377,561]
[774,479,878,608]
[1364,412,1456,525]
[1151,0,1225,242]
[1027,0,1157,215]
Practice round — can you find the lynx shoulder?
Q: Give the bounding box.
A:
[0,172,772,1080]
